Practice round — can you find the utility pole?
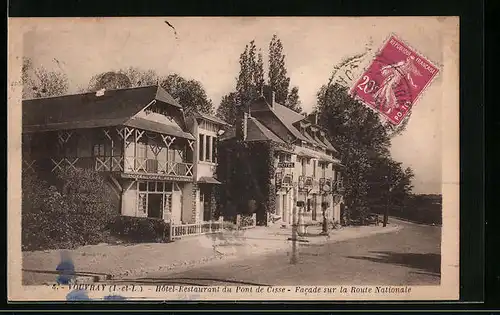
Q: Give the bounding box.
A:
[383,175,393,227]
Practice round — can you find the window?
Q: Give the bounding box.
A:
[212,137,217,162]
[137,142,147,158]
[206,135,211,162]
[278,153,291,163]
[321,163,326,178]
[93,144,105,156]
[301,158,306,176]
[199,134,205,161]
[137,181,173,218]
[313,160,317,177]
[199,133,216,163]
[164,194,172,213]
[167,148,175,161]
[138,181,173,192]
[138,193,147,213]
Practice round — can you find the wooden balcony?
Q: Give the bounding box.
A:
[298,175,314,192]
[123,157,193,180]
[29,156,194,182]
[275,172,293,189]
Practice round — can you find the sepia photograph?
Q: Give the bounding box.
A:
[8,16,460,301]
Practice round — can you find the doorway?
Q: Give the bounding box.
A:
[148,194,163,219]
[275,194,281,217]
[282,194,287,221]
[340,202,346,225]
[312,195,317,221]
[200,186,212,222]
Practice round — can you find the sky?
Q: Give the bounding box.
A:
[18,17,453,194]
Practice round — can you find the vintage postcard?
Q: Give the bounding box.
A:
[8,16,459,301]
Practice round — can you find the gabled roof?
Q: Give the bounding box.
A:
[124,117,195,140]
[193,111,228,126]
[269,102,308,142]
[218,116,285,145]
[318,135,338,153]
[247,117,285,144]
[22,85,185,135]
[219,126,236,141]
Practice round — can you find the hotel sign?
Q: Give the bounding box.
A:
[277,162,294,168]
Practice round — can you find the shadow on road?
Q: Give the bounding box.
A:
[346,251,441,275]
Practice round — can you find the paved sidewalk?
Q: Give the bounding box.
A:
[22,222,401,285]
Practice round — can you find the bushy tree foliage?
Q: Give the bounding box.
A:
[22,167,118,251]
[286,86,302,113]
[316,83,414,222]
[22,57,69,99]
[159,74,214,114]
[85,69,214,114]
[217,35,303,124]
[216,92,238,126]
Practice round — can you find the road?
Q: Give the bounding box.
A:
[121,220,441,286]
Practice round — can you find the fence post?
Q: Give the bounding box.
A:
[219,216,224,231]
[252,213,257,227]
[209,220,212,234]
[236,214,241,230]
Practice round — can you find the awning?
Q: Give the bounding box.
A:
[198,177,222,185]
[297,150,318,159]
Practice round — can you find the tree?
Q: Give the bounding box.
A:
[217,41,265,125]
[86,67,159,92]
[286,86,302,113]
[216,92,238,125]
[22,57,69,99]
[87,71,132,91]
[316,83,413,223]
[364,155,414,225]
[268,34,302,112]
[160,74,214,114]
[236,41,264,109]
[120,67,159,87]
[217,35,301,122]
[85,69,214,114]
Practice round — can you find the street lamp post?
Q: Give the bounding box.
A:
[319,183,331,235]
[291,184,303,264]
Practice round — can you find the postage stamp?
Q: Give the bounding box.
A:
[349,34,440,125]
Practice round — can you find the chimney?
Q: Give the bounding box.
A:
[262,85,275,108]
[235,105,248,141]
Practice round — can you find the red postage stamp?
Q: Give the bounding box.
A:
[349,34,439,125]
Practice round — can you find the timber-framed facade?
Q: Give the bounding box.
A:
[22,85,226,230]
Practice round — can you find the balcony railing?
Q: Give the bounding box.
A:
[276,172,293,189]
[124,157,193,177]
[31,156,194,178]
[298,175,314,191]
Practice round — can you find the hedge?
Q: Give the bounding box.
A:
[22,167,118,251]
[108,216,171,243]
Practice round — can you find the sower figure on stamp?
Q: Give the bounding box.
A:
[373,56,422,114]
